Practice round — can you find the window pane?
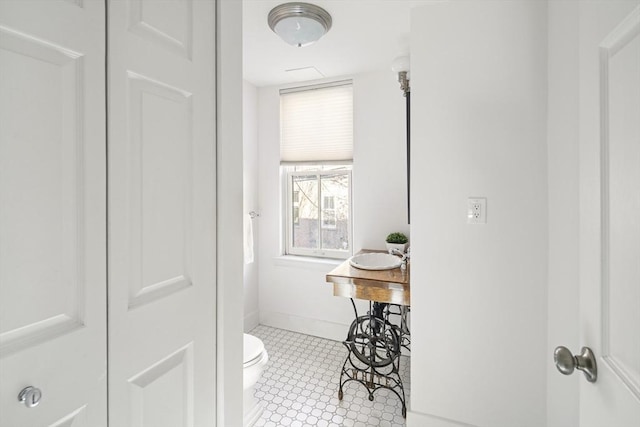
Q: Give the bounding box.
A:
[291,174,318,250]
[320,173,349,251]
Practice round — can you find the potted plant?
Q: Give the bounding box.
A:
[385,232,409,253]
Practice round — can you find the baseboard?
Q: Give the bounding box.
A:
[259,311,350,342]
[259,311,412,357]
[407,411,478,427]
[244,310,260,333]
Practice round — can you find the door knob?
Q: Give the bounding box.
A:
[554,346,597,383]
[18,386,42,408]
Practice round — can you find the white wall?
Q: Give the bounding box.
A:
[353,71,410,250]
[243,80,260,332]
[256,70,410,340]
[546,1,580,426]
[409,2,548,426]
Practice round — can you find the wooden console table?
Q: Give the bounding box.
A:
[325,250,410,306]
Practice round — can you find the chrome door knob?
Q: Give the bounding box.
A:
[554,346,598,383]
[18,386,42,408]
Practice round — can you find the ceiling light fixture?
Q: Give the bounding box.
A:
[268,2,332,48]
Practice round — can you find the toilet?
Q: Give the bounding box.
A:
[243,333,269,426]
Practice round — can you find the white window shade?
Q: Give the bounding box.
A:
[280,82,353,163]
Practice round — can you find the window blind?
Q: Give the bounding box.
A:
[280,81,353,164]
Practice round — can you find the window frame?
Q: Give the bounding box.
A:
[284,167,352,259]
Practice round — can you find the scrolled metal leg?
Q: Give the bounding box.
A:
[339,300,408,417]
[346,314,400,367]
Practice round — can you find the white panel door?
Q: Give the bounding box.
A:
[0,1,107,426]
[579,1,640,425]
[107,0,217,426]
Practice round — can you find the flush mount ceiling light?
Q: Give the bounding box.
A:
[268,2,332,48]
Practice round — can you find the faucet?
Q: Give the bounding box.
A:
[388,247,410,270]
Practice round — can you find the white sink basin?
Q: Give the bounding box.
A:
[349,253,402,271]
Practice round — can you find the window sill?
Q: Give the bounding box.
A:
[273,255,345,271]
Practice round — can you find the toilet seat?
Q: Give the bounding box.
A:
[243,333,265,368]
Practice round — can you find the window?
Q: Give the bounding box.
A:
[286,165,351,258]
[280,81,353,259]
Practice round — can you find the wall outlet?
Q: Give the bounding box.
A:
[467,198,487,224]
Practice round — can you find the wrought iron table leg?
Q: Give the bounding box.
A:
[338,300,409,417]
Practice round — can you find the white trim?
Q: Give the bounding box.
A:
[260,311,351,342]
[407,411,479,427]
[280,159,352,166]
[243,401,264,427]
[279,79,353,94]
[216,0,244,426]
[273,255,341,272]
[244,310,260,333]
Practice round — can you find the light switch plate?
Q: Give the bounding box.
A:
[467,198,487,224]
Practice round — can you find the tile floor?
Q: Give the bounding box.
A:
[250,325,410,427]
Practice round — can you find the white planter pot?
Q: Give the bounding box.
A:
[385,242,408,253]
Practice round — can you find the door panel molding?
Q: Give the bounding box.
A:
[125,71,194,310]
[0,315,83,358]
[128,0,193,59]
[599,5,640,401]
[128,343,194,427]
[0,25,86,357]
[49,405,87,427]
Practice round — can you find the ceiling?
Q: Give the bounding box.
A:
[243,0,433,87]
